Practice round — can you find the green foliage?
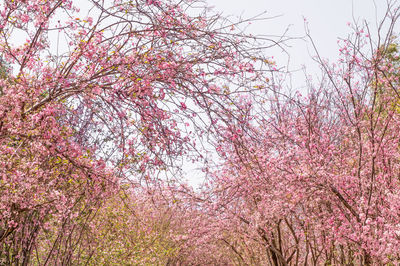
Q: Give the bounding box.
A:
[28,188,181,265]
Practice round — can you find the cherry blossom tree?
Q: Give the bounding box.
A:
[5,0,400,264]
[200,1,400,264]
[0,0,276,263]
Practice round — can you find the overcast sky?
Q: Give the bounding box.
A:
[207,0,390,82]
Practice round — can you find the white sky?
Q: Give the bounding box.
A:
[207,0,389,82]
